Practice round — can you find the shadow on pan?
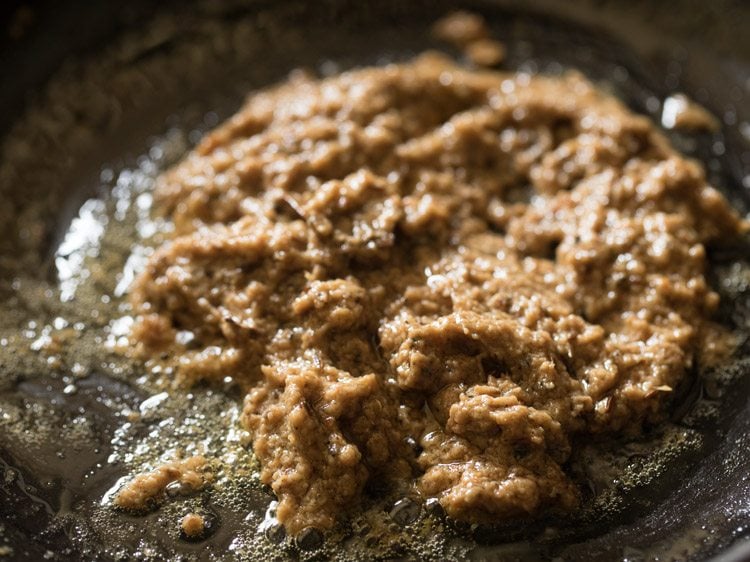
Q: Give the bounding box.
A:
[0,0,749,560]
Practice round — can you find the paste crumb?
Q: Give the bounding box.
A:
[432,11,505,68]
[432,11,489,46]
[180,512,206,538]
[465,38,506,67]
[661,93,720,132]
[114,455,211,511]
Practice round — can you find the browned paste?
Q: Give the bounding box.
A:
[661,93,720,133]
[114,455,211,511]
[433,11,506,67]
[180,513,207,538]
[125,52,747,535]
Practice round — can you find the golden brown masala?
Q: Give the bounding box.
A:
[180,513,207,539]
[126,53,747,534]
[114,455,211,512]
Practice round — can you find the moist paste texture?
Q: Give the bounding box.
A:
[127,53,747,533]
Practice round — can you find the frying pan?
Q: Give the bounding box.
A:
[0,0,749,560]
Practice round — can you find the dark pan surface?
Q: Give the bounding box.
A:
[0,1,749,560]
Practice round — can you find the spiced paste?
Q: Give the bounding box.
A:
[126,52,747,534]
